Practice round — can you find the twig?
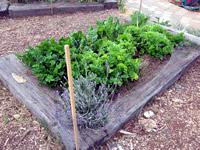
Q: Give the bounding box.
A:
[15,129,31,147]
[3,138,10,148]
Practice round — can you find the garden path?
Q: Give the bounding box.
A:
[126,0,200,29]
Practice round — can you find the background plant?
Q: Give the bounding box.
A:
[118,0,126,12]
[130,11,150,27]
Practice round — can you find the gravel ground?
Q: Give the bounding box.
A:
[0,10,200,150]
[0,10,122,56]
[104,59,200,150]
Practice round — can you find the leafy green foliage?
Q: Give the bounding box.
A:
[118,0,126,12]
[79,41,140,85]
[130,11,150,27]
[19,38,66,87]
[142,24,185,46]
[19,17,140,87]
[95,17,124,41]
[19,13,184,88]
[153,17,171,27]
[140,31,173,59]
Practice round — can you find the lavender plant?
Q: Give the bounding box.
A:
[61,75,112,129]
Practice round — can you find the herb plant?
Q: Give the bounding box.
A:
[61,75,110,129]
[19,13,184,88]
[130,11,150,27]
[140,31,173,59]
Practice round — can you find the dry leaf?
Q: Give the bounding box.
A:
[12,73,27,84]
[119,130,136,136]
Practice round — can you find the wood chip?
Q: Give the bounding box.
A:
[12,73,27,84]
[119,130,136,136]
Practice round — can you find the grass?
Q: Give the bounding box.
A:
[3,114,10,125]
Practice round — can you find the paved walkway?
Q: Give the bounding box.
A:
[126,0,200,29]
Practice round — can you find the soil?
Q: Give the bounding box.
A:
[0,81,63,150]
[117,55,169,97]
[0,10,123,56]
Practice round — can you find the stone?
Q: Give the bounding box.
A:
[143,110,155,118]
[13,114,20,120]
[171,98,184,103]
[139,119,158,132]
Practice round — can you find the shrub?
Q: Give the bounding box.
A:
[124,25,142,49]
[19,38,66,87]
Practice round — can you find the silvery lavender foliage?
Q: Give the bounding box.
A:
[61,75,110,129]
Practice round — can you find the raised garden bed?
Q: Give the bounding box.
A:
[0,1,10,16]
[1,0,117,17]
[0,13,200,149]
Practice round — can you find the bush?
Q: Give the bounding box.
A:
[19,38,66,87]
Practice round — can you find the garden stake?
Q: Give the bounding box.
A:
[137,0,143,27]
[139,0,143,12]
[65,45,80,150]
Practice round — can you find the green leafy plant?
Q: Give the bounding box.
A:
[153,17,171,27]
[18,38,66,87]
[130,11,149,27]
[118,0,126,12]
[19,14,183,88]
[95,17,124,41]
[81,40,140,85]
[140,31,173,59]
[142,24,185,46]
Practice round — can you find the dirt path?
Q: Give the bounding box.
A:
[0,10,200,150]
